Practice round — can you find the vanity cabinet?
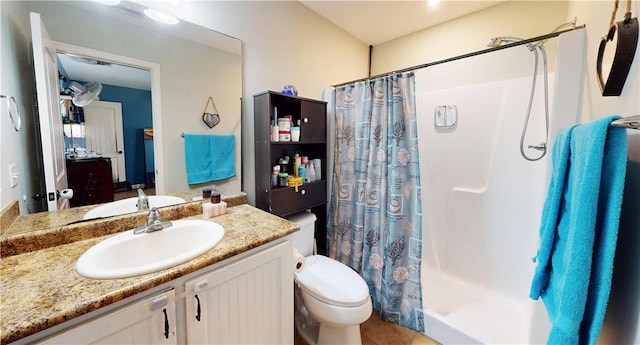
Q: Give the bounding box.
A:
[184,240,293,344]
[254,91,328,254]
[29,241,292,345]
[35,290,177,344]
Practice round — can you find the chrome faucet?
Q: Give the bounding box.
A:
[133,207,173,235]
[137,188,150,211]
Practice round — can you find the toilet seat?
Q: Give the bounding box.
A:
[295,255,370,307]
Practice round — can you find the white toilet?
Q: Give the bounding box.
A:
[286,212,373,345]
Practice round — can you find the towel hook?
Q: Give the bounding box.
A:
[1,95,21,132]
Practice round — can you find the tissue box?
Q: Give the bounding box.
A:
[203,201,227,217]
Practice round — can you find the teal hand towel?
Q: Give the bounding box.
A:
[184,134,236,185]
[529,115,627,345]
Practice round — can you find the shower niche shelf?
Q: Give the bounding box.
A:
[253,91,328,254]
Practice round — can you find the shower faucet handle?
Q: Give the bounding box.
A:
[528,143,547,151]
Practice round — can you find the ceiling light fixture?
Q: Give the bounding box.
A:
[427,0,442,7]
[144,8,179,25]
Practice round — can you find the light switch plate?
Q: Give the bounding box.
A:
[9,164,19,188]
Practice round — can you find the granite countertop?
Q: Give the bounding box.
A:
[0,204,298,344]
[3,192,195,236]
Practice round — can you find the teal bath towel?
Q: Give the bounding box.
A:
[184,134,236,185]
[529,115,627,345]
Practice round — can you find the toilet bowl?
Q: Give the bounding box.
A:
[286,212,372,345]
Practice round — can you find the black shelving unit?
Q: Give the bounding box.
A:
[253,91,328,255]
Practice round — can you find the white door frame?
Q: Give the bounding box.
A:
[31,12,69,211]
[53,41,166,194]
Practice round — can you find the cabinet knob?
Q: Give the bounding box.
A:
[301,189,306,195]
[303,117,309,123]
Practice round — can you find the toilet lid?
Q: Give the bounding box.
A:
[295,255,370,307]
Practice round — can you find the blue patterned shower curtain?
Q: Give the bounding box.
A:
[327,72,424,332]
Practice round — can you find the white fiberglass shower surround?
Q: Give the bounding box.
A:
[415,29,587,344]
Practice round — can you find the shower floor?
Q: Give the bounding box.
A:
[422,266,536,344]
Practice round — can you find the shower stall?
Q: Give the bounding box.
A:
[415,29,586,343]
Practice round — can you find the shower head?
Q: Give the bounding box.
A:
[487,36,536,51]
[487,18,578,52]
[487,36,521,47]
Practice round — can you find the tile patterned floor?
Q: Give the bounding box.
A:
[295,311,440,345]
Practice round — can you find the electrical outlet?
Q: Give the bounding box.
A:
[9,164,19,188]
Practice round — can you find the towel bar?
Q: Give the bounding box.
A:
[611,115,640,129]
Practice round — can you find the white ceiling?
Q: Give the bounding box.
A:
[300,0,506,45]
[58,53,151,91]
[57,0,240,92]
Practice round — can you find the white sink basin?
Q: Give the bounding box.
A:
[83,195,186,219]
[76,220,224,279]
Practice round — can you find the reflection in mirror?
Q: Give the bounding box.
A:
[2,0,242,236]
[58,56,154,207]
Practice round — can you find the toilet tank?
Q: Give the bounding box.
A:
[285,211,316,257]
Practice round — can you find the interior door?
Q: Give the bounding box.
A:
[83,101,126,183]
[30,12,69,211]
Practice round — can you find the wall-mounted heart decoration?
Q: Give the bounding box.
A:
[202,112,220,128]
[202,97,221,128]
[596,11,638,96]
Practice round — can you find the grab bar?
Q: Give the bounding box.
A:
[611,115,640,129]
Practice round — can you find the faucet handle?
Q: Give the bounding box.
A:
[147,207,160,225]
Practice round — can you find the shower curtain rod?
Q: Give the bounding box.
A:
[332,25,585,87]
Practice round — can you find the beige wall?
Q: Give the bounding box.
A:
[154,1,370,204]
[1,1,43,214]
[371,1,570,76]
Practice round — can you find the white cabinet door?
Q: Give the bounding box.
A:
[185,241,293,344]
[36,290,177,344]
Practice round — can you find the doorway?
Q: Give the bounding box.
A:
[53,42,165,206]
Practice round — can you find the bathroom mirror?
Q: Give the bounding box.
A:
[2,0,242,235]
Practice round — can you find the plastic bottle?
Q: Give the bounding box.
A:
[307,161,316,182]
[293,154,301,177]
[313,159,321,181]
[298,163,306,184]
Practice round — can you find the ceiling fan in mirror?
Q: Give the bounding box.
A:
[68,81,103,107]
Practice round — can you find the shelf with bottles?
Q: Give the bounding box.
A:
[270,154,324,189]
[266,94,326,144]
